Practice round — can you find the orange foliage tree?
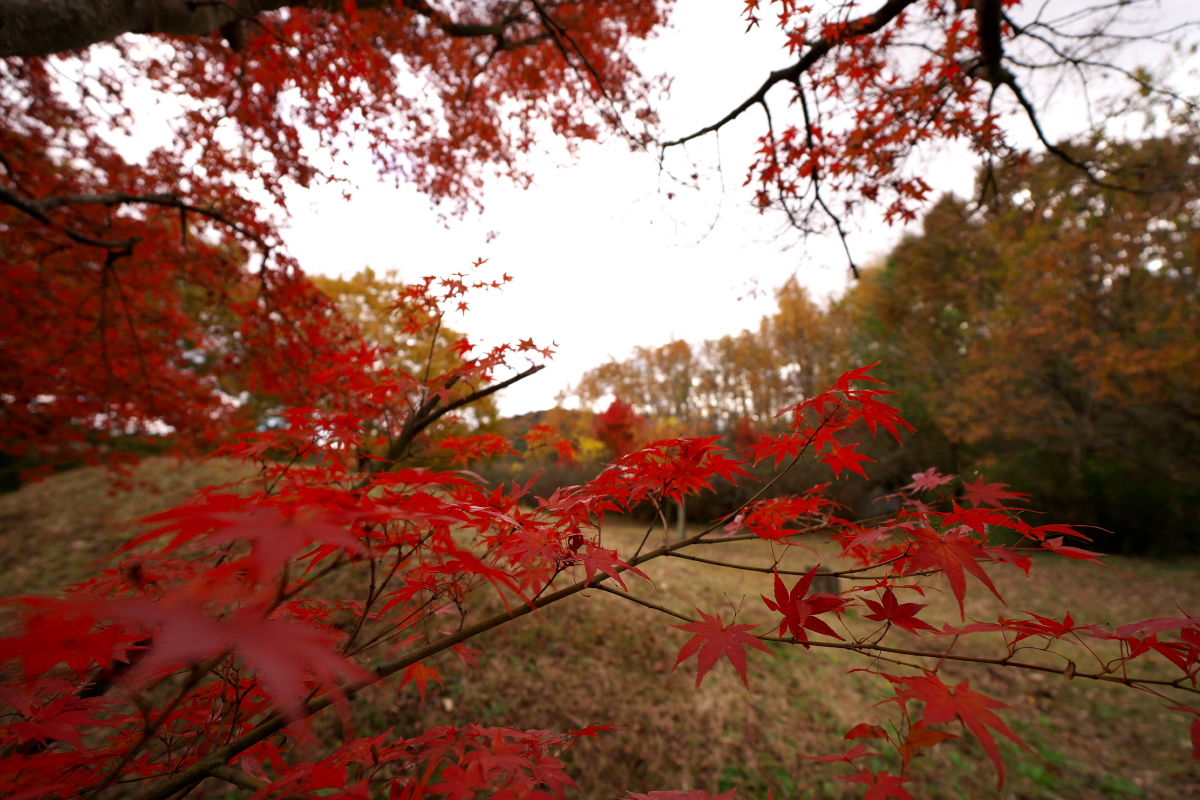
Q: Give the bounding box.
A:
[839,138,1200,552]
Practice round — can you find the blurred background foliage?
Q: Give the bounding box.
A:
[484,138,1200,555]
[6,137,1197,554]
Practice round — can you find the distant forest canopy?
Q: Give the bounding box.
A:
[543,138,1200,555]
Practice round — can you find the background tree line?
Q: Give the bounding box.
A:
[7,136,1194,555]
[516,138,1200,555]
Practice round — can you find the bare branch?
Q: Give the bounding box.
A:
[0,184,139,250]
[376,363,547,470]
[772,637,1200,693]
[660,0,921,151]
[0,185,274,253]
[1000,72,1150,195]
[203,764,268,792]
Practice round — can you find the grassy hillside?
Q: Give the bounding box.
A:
[0,457,254,595]
[1,462,1198,798]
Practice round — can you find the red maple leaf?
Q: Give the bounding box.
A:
[854,391,915,443]
[839,520,914,556]
[1042,536,1106,563]
[902,468,956,493]
[839,768,914,800]
[762,568,849,646]
[890,672,1031,788]
[400,662,442,701]
[844,723,889,741]
[905,526,1003,618]
[961,478,1028,508]
[0,601,137,682]
[570,723,626,738]
[1002,611,1085,644]
[861,589,937,636]
[897,723,957,770]
[672,609,774,688]
[800,743,877,763]
[1108,614,1200,639]
[4,693,121,749]
[746,431,810,469]
[105,596,369,719]
[437,433,519,465]
[202,507,364,581]
[577,542,648,590]
[130,504,362,582]
[820,441,875,479]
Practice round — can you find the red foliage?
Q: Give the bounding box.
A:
[1,0,667,469]
[2,294,1198,798]
[761,567,851,646]
[671,609,775,688]
[593,396,644,457]
[3,3,1199,798]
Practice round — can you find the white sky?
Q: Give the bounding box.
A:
[281,2,984,415]
[107,1,1195,416]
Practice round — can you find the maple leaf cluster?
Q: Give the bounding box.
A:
[3,294,1196,800]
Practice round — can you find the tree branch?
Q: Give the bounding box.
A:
[772,637,1200,693]
[976,0,1156,197]
[204,764,268,792]
[376,363,546,470]
[0,0,527,59]
[1001,71,1151,195]
[0,185,273,253]
[0,184,140,250]
[580,576,1199,695]
[659,0,921,151]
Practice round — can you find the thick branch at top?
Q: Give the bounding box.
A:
[660,0,921,150]
[0,0,518,58]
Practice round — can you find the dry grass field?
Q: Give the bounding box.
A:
[2,458,1198,799]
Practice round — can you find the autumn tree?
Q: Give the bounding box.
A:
[3,3,1200,799]
[946,138,1200,502]
[5,0,1196,465]
[662,0,1199,270]
[570,280,845,437]
[835,136,1200,552]
[0,0,666,468]
[312,268,503,433]
[592,396,644,457]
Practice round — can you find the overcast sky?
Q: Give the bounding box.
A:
[277,3,954,414]
[250,2,1195,415]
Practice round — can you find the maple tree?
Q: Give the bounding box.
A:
[3,1,1200,798]
[661,0,1198,273]
[592,397,645,458]
[3,289,1199,797]
[0,0,666,470]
